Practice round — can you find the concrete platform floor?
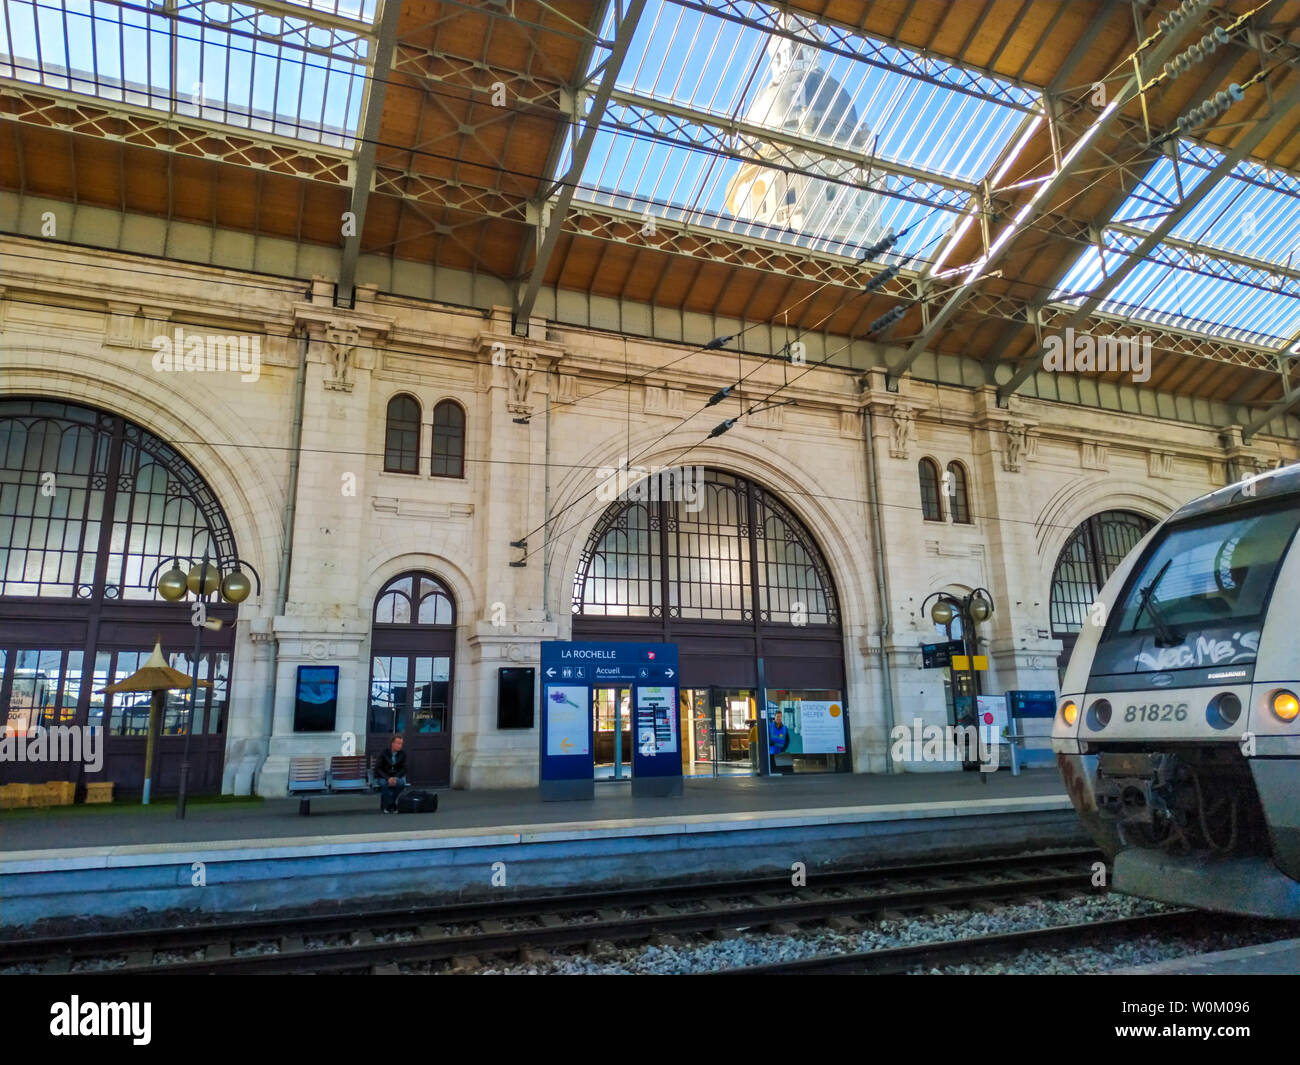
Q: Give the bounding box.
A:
[0,767,1066,853]
[1116,938,1300,975]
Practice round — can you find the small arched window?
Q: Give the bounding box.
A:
[946,461,971,524]
[918,458,943,522]
[431,400,465,479]
[384,395,421,474]
[373,573,456,626]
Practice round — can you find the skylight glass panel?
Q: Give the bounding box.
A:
[1053,141,1300,347]
[0,0,374,148]
[559,0,1041,267]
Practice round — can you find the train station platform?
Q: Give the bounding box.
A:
[1116,938,1300,975]
[0,768,1082,930]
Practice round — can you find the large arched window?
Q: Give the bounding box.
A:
[384,394,421,474]
[0,398,240,794]
[573,469,838,626]
[431,400,465,478]
[918,458,943,522]
[368,572,456,787]
[1050,510,1156,641]
[946,461,972,524]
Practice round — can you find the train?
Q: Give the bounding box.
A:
[1053,461,1300,917]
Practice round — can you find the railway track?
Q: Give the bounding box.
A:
[2,848,1106,975]
[714,909,1216,974]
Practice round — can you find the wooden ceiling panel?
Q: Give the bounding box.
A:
[3,0,1296,411]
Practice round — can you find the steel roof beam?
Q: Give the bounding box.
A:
[995,74,1300,402]
[512,0,646,335]
[1240,330,1300,440]
[0,82,354,182]
[602,87,979,200]
[884,7,1219,388]
[335,0,402,308]
[706,0,1045,107]
[510,3,608,285]
[1240,376,1300,441]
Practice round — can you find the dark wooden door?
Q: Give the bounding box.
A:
[368,630,453,787]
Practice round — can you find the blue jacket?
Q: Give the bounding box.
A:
[768,722,790,753]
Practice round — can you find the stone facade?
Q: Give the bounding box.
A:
[3,236,1294,793]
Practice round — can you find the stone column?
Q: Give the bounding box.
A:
[971,389,1060,697]
[255,283,393,796]
[453,314,560,788]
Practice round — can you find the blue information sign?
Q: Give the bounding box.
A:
[1007,690,1057,718]
[539,641,681,799]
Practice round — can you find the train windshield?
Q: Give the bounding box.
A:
[1093,501,1300,676]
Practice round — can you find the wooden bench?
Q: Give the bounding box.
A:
[288,755,377,815]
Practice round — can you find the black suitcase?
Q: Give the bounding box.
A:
[396,789,438,814]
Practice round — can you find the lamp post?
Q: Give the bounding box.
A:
[921,588,996,771]
[151,553,261,818]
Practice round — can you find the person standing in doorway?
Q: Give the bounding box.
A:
[375,734,408,813]
[768,711,790,774]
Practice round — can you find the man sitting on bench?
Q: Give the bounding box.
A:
[375,735,408,814]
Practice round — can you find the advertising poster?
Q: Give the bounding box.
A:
[635,685,677,755]
[545,685,589,756]
[294,665,339,732]
[976,694,1009,743]
[798,700,847,754]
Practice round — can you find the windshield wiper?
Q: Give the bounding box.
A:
[1132,558,1182,647]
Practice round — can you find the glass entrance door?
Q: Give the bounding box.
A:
[592,686,632,780]
[679,687,756,777]
[712,688,756,776]
[367,653,451,787]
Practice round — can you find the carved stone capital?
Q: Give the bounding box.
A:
[888,403,916,459]
[323,323,360,392]
[507,353,537,415]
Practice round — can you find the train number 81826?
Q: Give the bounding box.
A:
[1123,703,1189,722]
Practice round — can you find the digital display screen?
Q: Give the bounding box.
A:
[497,667,535,730]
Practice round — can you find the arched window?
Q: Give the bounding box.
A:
[918,458,943,522]
[946,461,971,524]
[0,398,240,794]
[384,395,421,474]
[431,400,465,478]
[1050,510,1156,641]
[368,572,456,788]
[373,573,455,626]
[573,469,838,626]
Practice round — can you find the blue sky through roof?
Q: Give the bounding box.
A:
[561,0,1040,265]
[1054,140,1300,348]
[0,0,372,147]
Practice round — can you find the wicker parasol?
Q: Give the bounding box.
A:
[97,640,211,805]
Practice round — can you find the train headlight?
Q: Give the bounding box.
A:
[1208,692,1241,729]
[1061,700,1078,727]
[1086,699,1111,730]
[1273,690,1300,722]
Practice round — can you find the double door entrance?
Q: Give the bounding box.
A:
[366,651,452,787]
[590,685,757,779]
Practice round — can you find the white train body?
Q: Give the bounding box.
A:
[1053,463,1300,917]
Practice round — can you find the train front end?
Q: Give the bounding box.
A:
[1053,464,1300,917]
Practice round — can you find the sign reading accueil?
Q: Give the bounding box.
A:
[539,640,680,799]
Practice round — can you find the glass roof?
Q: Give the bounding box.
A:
[1052,141,1300,350]
[564,0,1042,266]
[0,0,376,148]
